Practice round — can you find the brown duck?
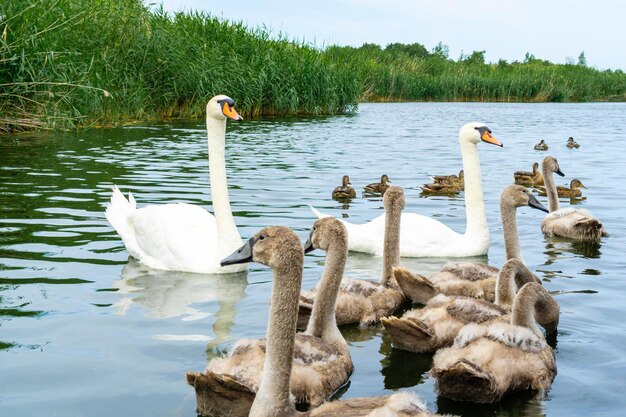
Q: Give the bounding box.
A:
[513,162,544,186]
[332,175,356,199]
[363,174,390,194]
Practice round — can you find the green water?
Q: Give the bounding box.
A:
[1,103,625,416]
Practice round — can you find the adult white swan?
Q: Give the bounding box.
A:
[311,122,503,257]
[105,95,246,274]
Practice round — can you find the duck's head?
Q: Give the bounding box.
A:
[381,174,390,184]
[542,156,564,177]
[532,162,540,171]
[383,185,406,212]
[567,137,574,142]
[221,226,302,268]
[459,122,503,147]
[571,179,587,189]
[304,217,347,254]
[207,95,243,122]
[501,184,548,213]
[342,175,351,186]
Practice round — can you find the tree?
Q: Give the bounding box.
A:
[431,42,449,59]
[577,51,587,66]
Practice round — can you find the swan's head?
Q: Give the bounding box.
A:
[571,179,587,190]
[459,122,503,147]
[383,185,406,212]
[541,156,564,177]
[221,226,302,269]
[207,95,243,122]
[501,184,548,213]
[304,217,347,253]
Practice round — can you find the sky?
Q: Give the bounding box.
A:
[156,0,626,70]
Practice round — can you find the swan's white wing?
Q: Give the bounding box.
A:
[130,203,220,272]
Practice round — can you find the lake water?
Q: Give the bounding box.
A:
[1,102,625,417]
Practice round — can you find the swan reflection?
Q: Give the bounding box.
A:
[113,259,248,345]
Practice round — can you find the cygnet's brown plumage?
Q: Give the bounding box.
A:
[382,259,556,353]
[566,137,580,148]
[534,139,548,150]
[187,224,352,414]
[513,162,544,186]
[394,185,548,305]
[188,226,441,417]
[537,178,586,198]
[431,282,559,403]
[299,186,406,327]
[540,156,607,241]
[332,175,356,199]
[363,174,391,194]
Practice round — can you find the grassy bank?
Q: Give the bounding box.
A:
[2,1,626,133]
[0,0,360,132]
[327,44,626,103]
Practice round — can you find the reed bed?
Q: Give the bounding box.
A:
[0,0,359,132]
[1,1,625,132]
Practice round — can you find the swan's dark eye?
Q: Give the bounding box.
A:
[313,226,317,231]
[259,235,265,240]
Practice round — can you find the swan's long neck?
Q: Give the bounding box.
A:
[500,199,522,261]
[207,117,241,257]
[495,259,538,309]
[460,139,489,241]
[511,282,559,337]
[251,259,302,417]
[381,202,401,287]
[305,240,348,350]
[542,163,560,212]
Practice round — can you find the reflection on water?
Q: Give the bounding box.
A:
[1,103,625,417]
[113,259,248,346]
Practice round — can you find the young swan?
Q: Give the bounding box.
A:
[513,162,544,186]
[186,223,352,414]
[540,156,607,241]
[431,282,559,403]
[394,185,548,305]
[382,258,557,353]
[192,226,440,417]
[300,186,406,327]
[332,175,356,199]
[364,174,391,194]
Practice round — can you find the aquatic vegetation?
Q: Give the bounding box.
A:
[2,1,625,132]
[0,0,359,132]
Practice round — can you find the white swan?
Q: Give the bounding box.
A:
[105,95,246,274]
[311,122,503,257]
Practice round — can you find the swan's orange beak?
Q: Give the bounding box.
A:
[481,130,503,147]
[222,103,243,121]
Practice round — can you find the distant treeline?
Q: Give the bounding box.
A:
[333,43,626,103]
[2,0,625,132]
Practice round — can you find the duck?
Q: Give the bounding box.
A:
[431,282,559,403]
[363,174,391,194]
[331,175,356,199]
[382,258,557,353]
[299,186,407,327]
[566,137,580,148]
[431,169,464,187]
[393,185,548,305]
[187,220,353,413]
[513,162,544,186]
[105,95,245,274]
[537,178,587,198]
[534,139,548,151]
[420,182,463,195]
[540,156,607,241]
[189,226,441,417]
[311,122,503,257]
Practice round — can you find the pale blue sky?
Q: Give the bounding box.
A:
[157,0,626,70]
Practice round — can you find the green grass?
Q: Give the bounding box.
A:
[1,1,625,133]
[0,0,359,132]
